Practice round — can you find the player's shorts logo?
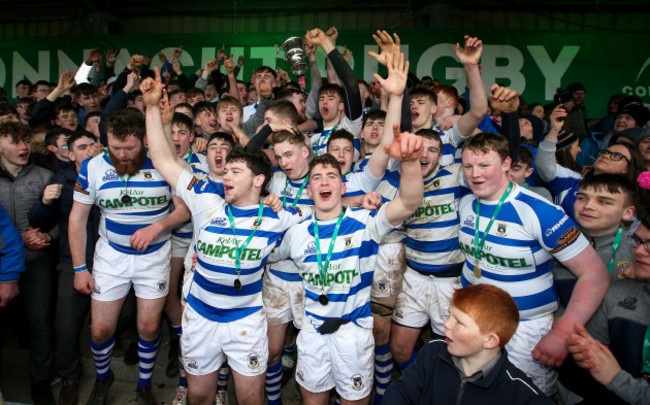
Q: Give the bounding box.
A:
[463,215,475,228]
[296,371,304,381]
[93,286,101,295]
[142,170,154,181]
[248,353,259,369]
[496,222,507,236]
[157,280,167,292]
[186,359,198,370]
[395,309,404,319]
[352,374,364,390]
[378,281,387,292]
[305,241,317,254]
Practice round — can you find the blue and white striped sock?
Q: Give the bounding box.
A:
[172,324,187,388]
[90,334,115,381]
[265,360,283,404]
[137,334,161,388]
[374,342,393,404]
[218,365,230,391]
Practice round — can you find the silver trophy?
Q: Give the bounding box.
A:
[276,36,309,76]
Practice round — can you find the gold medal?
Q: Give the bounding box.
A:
[473,265,481,278]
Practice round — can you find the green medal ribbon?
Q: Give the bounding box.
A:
[226,203,264,282]
[607,225,623,274]
[184,149,193,164]
[524,183,530,189]
[643,325,650,376]
[474,182,514,268]
[313,210,345,293]
[283,176,309,209]
[316,123,339,155]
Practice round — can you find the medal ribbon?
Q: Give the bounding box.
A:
[316,123,339,154]
[607,225,623,274]
[474,182,514,268]
[313,210,345,293]
[103,150,131,193]
[283,176,309,209]
[184,149,193,164]
[226,203,264,276]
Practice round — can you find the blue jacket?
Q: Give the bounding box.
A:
[0,204,25,282]
[383,340,550,405]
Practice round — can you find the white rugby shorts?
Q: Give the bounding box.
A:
[392,269,461,335]
[295,323,374,401]
[181,304,268,377]
[91,237,171,301]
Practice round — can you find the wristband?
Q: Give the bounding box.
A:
[74,264,88,273]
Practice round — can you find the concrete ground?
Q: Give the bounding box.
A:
[0,323,303,405]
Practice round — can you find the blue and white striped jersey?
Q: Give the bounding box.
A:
[270,206,395,332]
[342,167,382,198]
[74,152,171,255]
[457,184,589,320]
[310,115,362,159]
[435,122,466,166]
[267,170,315,282]
[173,153,209,240]
[404,164,469,276]
[175,170,308,323]
[544,164,582,221]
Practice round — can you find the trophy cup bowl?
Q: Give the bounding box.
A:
[280,36,309,76]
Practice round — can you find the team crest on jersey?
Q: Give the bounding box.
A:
[284,188,294,198]
[432,179,441,190]
[248,353,259,369]
[344,236,353,249]
[157,280,167,292]
[496,222,507,236]
[142,170,154,181]
[102,169,119,182]
[463,215,475,228]
[305,241,317,254]
[251,217,264,230]
[186,359,198,370]
[352,375,364,391]
[210,217,228,227]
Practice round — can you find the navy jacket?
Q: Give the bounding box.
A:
[383,340,550,405]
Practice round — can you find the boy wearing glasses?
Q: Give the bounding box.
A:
[552,173,636,309]
[558,206,650,404]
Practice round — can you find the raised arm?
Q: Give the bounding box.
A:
[307,28,362,121]
[140,67,185,189]
[367,51,409,179]
[535,104,567,182]
[456,35,488,138]
[384,126,424,226]
[488,84,521,161]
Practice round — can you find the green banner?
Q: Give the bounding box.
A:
[1,29,648,117]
